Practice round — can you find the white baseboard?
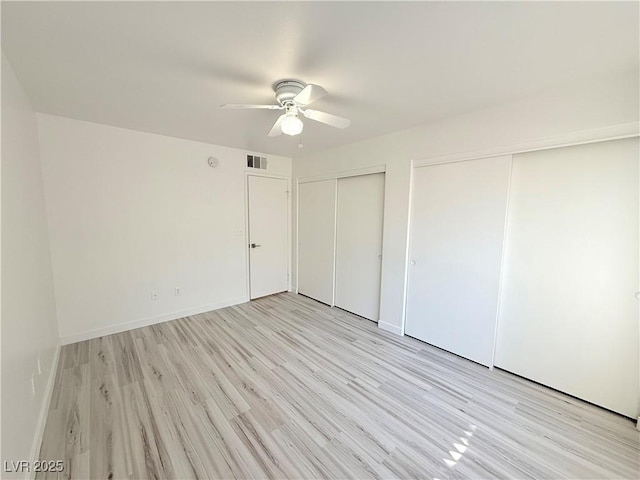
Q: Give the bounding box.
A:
[60,296,249,345]
[378,320,403,336]
[29,344,61,478]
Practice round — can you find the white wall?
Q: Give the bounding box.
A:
[1,54,60,475]
[37,114,291,344]
[293,69,639,335]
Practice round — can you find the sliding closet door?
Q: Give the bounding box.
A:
[405,156,511,366]
[495,138,639,417]
[335,173,385,320]
[297,180,336,305]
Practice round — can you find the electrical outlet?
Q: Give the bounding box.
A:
[31,375,36,396]
[37,356,42,375]
[175,287,181,296]
[151,291,159,301]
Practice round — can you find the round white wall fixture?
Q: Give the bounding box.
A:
[208,156,219,168]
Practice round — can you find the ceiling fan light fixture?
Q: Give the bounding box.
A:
[281,113,304,136]
[221,80,350,137]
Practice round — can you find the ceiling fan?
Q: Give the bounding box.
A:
[221,80,351,137]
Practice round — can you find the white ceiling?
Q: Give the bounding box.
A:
[2,1,638,157]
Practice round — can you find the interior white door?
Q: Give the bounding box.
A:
[248,175,288,300]
[297,179,337,305]
[335,173,385,321]
[495,138,639,418]
[405,156,511,367]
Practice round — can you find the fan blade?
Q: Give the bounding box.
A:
[220,104,282,109]
[293,84,328,106]
[302,109,351,129]
[268,114,286,137]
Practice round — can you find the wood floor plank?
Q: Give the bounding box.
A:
[37,292,640,479]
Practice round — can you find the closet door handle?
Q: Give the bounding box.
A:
[250,243,262,249]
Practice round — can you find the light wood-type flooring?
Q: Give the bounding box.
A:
[38,293,639,479]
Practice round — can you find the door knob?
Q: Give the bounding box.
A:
[250,243,262,249]
[410,259,416,266]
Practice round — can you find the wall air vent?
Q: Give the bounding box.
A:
[247,154,267,170]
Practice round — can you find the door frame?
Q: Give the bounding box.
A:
[407,126,640,367]
[295,164,387,300]
[245,171,292,301]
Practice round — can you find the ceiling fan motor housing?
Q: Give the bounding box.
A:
[274,80,305,106]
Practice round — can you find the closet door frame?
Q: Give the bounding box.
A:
[407,126,639,369]
[296,164,387,306]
